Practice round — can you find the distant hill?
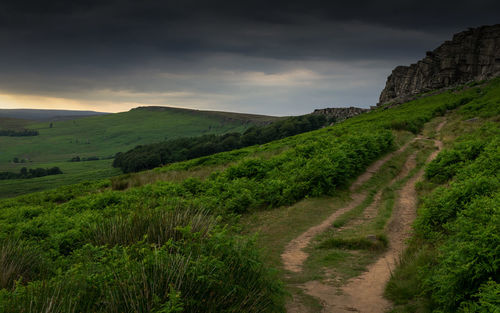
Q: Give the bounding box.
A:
[133,106,281,125]
[0,106,280,197]
[0,108,108,121]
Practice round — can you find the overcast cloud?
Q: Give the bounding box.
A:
[0,0,498,115]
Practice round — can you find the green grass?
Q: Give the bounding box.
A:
[332,191,377,228]
[0,107,278,197]
[0,159,121,198]
[0,107,276,164]
[1,78,499,312]
[301,248,377,286]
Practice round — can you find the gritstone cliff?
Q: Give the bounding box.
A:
[312,107,369,121]
[379,24,500,105]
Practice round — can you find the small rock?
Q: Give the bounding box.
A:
[465,117,479,122]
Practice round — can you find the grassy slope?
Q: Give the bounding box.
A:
[0,107,278,164]
[237,80,500,312]
[0,78,498,312]
[2,76,484,202]
[239,131,435,311]
[0,107,278,198]
[385,81,500,312]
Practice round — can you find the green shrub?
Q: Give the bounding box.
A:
[422,193,500,311]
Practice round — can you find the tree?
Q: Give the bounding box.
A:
[20,167,28,177]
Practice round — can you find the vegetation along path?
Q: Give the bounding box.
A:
[284,120,446,312]
[281,139,414,273]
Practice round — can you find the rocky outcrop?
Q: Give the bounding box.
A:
[312,107,369,121]
[379,24,500,105]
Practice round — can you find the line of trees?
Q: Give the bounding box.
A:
[0,167,63,180]
[0,129,39,136]
[12,157,29,164]
[113,114,331,173]
[70,156,100,162]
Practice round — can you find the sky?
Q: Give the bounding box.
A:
[0,1,498,116]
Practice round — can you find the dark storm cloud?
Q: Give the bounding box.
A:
[0,0,498,114]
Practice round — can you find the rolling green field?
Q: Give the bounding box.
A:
[0,159,120,198]
[0,106,279,197]
[1,78,498,312]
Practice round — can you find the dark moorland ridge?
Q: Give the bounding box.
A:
[379,23,500,105]
[0,109,108,121]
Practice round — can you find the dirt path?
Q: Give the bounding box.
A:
[301,152,420,312]
[348,140,414,193]
[281,140,414,273]
[286,121,446,313]
[338,148,418,232]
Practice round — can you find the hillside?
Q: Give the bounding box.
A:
[1,74,498,312]
[0,106,280,197]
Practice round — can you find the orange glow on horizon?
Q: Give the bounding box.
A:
[0,93,151,113]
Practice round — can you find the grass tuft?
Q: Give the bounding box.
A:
[317,234,388,251]
[85,207,215,247]
[0,239,47,290]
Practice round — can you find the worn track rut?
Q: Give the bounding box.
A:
[281,140,413,273]
[284,121,446,313]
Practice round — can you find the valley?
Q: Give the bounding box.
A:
[0,107,279,197]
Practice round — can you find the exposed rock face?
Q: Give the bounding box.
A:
[312,107,369,121]
[379,24,500,105]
